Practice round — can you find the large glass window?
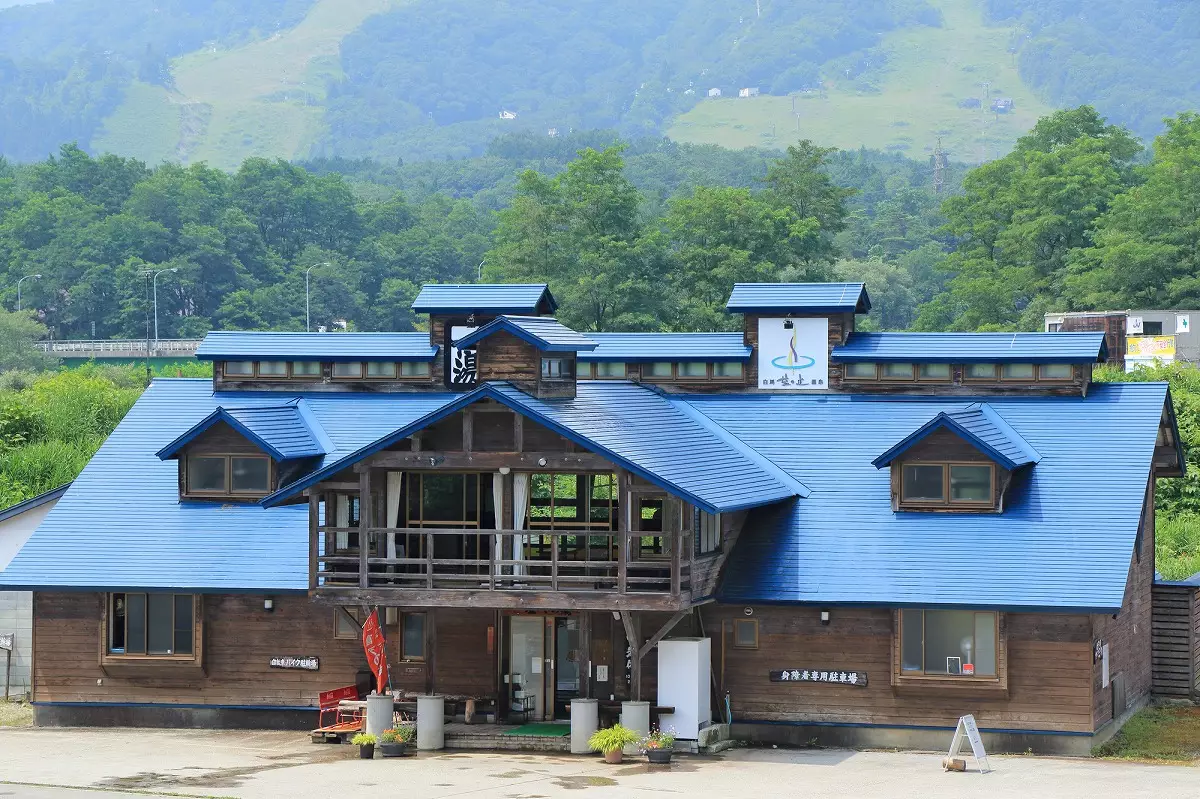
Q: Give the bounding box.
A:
[187,454,270,496]
[186,456,226,493]
[108,593,195,657]
[900,609,997,677]
[900,463,995,508]
[950,465,992,502]
[901,464,944,501]
[231,457,270,493]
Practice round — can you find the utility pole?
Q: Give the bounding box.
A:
[141,271,152,385]
[933,138,947,194]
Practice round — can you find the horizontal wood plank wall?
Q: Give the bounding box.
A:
[33,593,367,707]
[477,330,539,390]
[690,511,748,599]
[1092,479,1156,728]
[702,605,1094,733]
[431,608,495,698]
[1151,584,1197,699]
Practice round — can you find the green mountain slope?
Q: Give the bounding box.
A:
[668,0,1055,161]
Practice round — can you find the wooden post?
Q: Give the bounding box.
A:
[3,646,10,701]
[426,532,435,588]
[308,492,319,592]
[551,531,559,591]
[580,611,591,699]
[617,470,628,594]
[620,611,641,701]
[670,500,682,597]
[359,470,371,588]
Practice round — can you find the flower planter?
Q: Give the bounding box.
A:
[358,743,375,760]
[379,742,414,758]
[646,748,673,765]
[603,749,624,764]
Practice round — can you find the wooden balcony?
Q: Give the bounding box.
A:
[309,527,692,611]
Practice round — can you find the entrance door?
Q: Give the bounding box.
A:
[509,617,546,721]
[553,617,582,718]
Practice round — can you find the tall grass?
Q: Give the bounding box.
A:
[1155,512,1200,581]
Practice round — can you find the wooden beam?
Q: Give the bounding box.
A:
[312,588,691,612]
[620,611,641,701]
[308,492,319,592]
[617,469,629,594]
[362,451,614,471]
[639,608,690,660]
[359,470,371,589]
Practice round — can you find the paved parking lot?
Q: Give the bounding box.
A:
[0,727,1195,799]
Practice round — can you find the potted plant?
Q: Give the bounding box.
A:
[588,724,641,764]
[642,728,676,764]
[351,732,377,759]
[378,724,416,757]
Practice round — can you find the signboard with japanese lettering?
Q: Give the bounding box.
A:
[269,655,319,671]
[0,633,12,652]
[948,714,990,773]
[757,317,828,390]
[769,669,867,686]
[446,325,478,389]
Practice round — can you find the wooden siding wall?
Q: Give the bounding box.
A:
[1091,479,1156,728]
[32,593,498,708]
[701,605,1095,733]
[476,330,539,389]
[1151,584,1199,699]
[690,511,748,600]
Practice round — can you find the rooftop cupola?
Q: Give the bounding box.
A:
[724,282,871,390]
[410,283,560,389]
[452,315,596,398]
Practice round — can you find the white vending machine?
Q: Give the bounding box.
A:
[656,637,711,739]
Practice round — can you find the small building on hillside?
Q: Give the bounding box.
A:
[991,98,1014,113]
[0,283,1184,756]
[738,87,760,98]
[708,88,722,98]
[499,110,518,120]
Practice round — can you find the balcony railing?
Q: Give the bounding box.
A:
[313,527,689,597]
[35,338,201,355]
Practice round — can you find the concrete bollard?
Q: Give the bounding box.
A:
[570,698,599,754]
[417,694,446,750]
[620,700,650,755]
[365,693,392,740]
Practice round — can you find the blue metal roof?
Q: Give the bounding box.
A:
[156,401,329,461]
[831,332,1108,364]
[872,403,1041,471]
[684,382,1172,612]
[725,282,871,314]
[195,331,438,362]
[577,333,752,362]
[452,316,597,352]
[410,283,558,314]
[0,483,70,524]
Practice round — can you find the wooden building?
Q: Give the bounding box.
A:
[0,282,1185,754]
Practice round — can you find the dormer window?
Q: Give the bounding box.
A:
[900,462,994,509]
[541,357,574,381]
[292,361,321,377]
[332,362,362,379]
[185,454,272,497]
[367,362,397,378]
[224,361,254,377]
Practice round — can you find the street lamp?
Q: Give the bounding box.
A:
[139,268,178,348]
[306,262,331,332]
[477,260,486,281]
[16,274,41,311]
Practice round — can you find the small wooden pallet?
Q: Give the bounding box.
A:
[311,719,364,744]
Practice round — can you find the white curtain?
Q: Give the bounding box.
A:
[492,473,505,576]
[336,495,350,551]
[512,473,529,577]
[386,471,403,561]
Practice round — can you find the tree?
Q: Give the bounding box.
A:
[762,141,855,268]
[0,310,53,372]
[1065,113,1200,309]
[915,107,1141,331]
[487,146,665,331]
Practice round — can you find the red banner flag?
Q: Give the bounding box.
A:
[361,609,389,694]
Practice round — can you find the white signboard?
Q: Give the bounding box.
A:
[1177,314,1191,334]
[0,633,12,652]
[757,317,828,390]
[447,325,478,388]
[948,714,990,773]
[1127,316,1144,334]
[1102,643,1110,688]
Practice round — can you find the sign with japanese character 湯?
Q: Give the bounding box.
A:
[769,669,867,686]
[269,655,319,671]
[446,325,478,389]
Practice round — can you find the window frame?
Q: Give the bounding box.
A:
[843,362,879,381]
[641,362,674,381]
[897,609,1002,682]
[540,357,575,381]
[183,453,273,498]
[255,360,290,379]
[331,361,365,380]
[401,612,428,662]
[592,361,628,380]
[732,618,759,649]
[879,362,917,381]
[916,363,953,383]
[962,363,1000,381]
[1037,363,1074,382]
[897,461,995,510]
[400,361,432,379]
[365,361,399,379]
[711,361,745,381]
[105,592,199,661]
[999,363,1037,382]
[334,606,363,640]
[291,360,323,378]
[222,360,255,378]
[675,361,710,380]
[696,510,722,556]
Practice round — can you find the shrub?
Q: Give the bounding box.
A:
[588,724,640,754]
[642,727,676,750]
[380,724,415,744]
[351,733,377,746]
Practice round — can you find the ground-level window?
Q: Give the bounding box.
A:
[402,612,427,661]
[108,593,195,656]
[900,609,997,677]
[733,618,759,649]
[696,510,721,556]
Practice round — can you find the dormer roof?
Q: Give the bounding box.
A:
[725,282,871,314]
[872,402,1041,471]
[157,400,330,461]
[832,332,1107,364]
[410,283,558,315]
[452,316,597,352]
[195,331,438,362]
